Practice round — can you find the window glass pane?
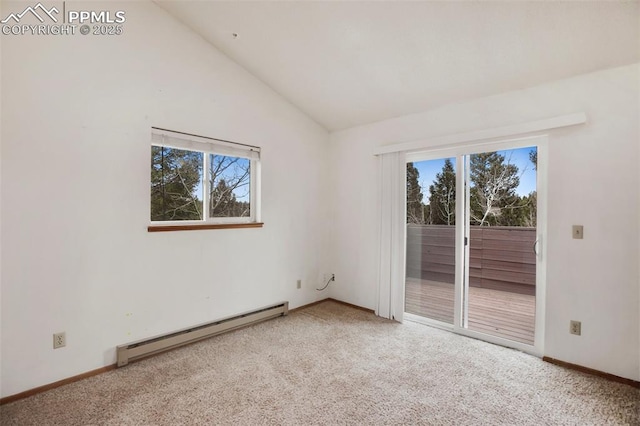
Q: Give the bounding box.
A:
[150,146,203,221]
[466,147,537,345]
[405,158,456,324]
[209,154,251,218]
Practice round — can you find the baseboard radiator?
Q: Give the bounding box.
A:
[116,301,289,367]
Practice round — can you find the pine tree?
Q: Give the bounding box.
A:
[150,146,203,221]
[406,163,425,224]
[522,191,537,227]
[210,179,235,217]
[498,194,529,226]
[429,159,456,225]
[529,150,537,170]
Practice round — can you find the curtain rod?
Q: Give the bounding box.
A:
[151,127,260,150]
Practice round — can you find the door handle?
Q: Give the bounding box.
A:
[533,237,542,260]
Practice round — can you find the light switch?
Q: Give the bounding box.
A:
[572,225,584,239]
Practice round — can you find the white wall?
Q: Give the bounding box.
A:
[0,1,330,397]
[328,64,640,381]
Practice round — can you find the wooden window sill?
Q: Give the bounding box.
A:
[148,223,264,232]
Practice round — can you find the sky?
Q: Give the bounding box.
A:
[413,146,537,204]
[192,156,250,202]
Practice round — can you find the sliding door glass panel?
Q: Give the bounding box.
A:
[465,147,537,344]
[405,158,456,324]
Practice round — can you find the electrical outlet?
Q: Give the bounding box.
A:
[53,332,66,349]
[324,273,335,284]
[569,320,581,336]
[572,225,584,239]
[296,279,302,289]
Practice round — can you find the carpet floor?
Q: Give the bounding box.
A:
[1,300,638,425]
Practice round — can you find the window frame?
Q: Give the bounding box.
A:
[149,128,262,231]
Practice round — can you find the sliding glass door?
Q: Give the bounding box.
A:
[404,137,545,353]
[405,158,457,324]
[464,148,537,345]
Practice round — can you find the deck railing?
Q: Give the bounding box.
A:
[406,224,536,295]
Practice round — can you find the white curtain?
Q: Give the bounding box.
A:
[376,152,406,321]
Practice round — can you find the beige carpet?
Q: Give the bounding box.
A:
[1,300,638,425]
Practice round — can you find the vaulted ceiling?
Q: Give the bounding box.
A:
[156,1,639,131]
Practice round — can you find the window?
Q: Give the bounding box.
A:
[149,128,262,231]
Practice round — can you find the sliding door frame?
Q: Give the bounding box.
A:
[404,134,547,357]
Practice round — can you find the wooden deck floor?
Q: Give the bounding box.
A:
[405,278,535,345]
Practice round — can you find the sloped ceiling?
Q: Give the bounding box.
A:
[156,1,640,131]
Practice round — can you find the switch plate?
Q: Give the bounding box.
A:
[296,279,302,289]
[572,225,584,239]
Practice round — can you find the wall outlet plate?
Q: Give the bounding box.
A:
[323,273,335,284]
[296,279,302,289]
[53,332,66,349]
[569,320,581,336]
[572,225,584,239]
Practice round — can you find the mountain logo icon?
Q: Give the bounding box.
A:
[1,2,59,24]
